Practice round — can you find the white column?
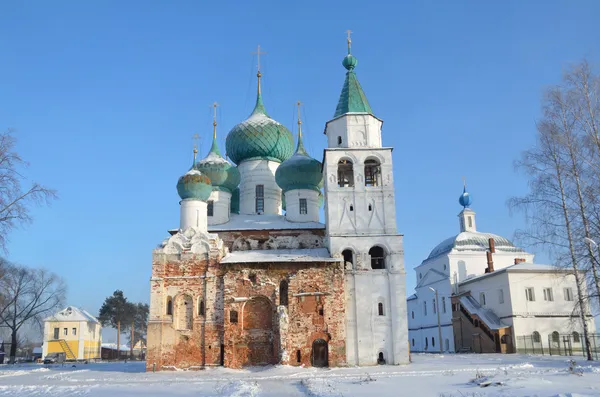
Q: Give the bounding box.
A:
[238,159,282,215]
[284,189,320,222]
[180,200,208,231]
[207,190,232,226]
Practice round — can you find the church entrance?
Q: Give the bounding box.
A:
[243,296,275,366]
[311,339,328,367]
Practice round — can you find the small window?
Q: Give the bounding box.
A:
[419,272,422,279]
[319,307,324,316]
[296,350,301,363]
[432,337,435,347]
[411,311,414,319]
[337,136,342,145]
[378,302,384,316]
[337,160,354,187]
[424,301,427,316]
[249,273,257,284]
[432,298,436,314]
[280,280,288,306]
[412,338,415,346]
[255,185,264,213]
[368,204,372,211]
[299,198,307,215]
[443,264,447,270]
[72,328,77,336]
[525,287,535,302]
[468,216,473,228]
[377,352,385,365]
[498,289,504,304]
[479,292,486,306]
[364,159,381,187]
[199,299,205,316]
[563,287,574,301]
[442,297,446,313]
[53,328,59,340]
[573,331,580,343]
[63,328,68,336]
[342,249,354,268]
[543,288,554,302]
[349,204,354,211]
[230,310,238,323]
[500,335,508,344]
[533,331,541,343]
[369,246,385,269]
[207,201,214,217]
[425,337,428,350]
[552,331,560,343]
[166,297,173,315]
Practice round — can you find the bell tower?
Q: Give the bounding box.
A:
[322,33,409,366]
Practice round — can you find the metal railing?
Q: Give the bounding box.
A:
[516,333,600,360]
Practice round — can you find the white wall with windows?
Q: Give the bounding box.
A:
[237,159,282,215]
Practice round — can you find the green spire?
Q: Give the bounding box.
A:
[209,103,223,156]
[333,35,373,118]
[250,70,269,117]
[296,101,307,155]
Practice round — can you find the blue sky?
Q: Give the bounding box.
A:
[1,1,599,322]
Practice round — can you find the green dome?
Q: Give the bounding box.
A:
[196,130,240,193]
[226,79,294,165]
[275,130,322,193]
[177,166,213,201]
[230,187,240,214]
[342,54,358,70]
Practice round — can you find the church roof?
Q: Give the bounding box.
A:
[221,248,336,264]
[45,306,98,323]
[426,231,526,260]
[207,214,325,232]
[459,262,568,286]
[333,41,373,118]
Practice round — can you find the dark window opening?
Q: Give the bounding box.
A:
[552,331,559,343]
[500,335,508,344]
[255,185,264,213]
[337,160,354,187]
[280,280,289,306]
[378,302,384,316]
[573,332,581,343]
[432,337,435,347]
[199,299,205,316]
[349,204,354,211]
[319,307,324,316]
[342,249,354,267]
[533,331,541,343]
[364,159,381,187]
[207,201,214,217]
[369,246,385,269]
[299,198,307,215]
[411,311,414,319]
[249,273,257,284]
[296,350,301,363]
[166,297,173,315]
[411,338,415,346]
[230,310,238,323]
[337,136,342,145]
[368,204,372,211]
[377,352,386,365]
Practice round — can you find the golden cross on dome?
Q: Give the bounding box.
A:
[253,44,267,73]
[192,133,200,162]
[462,176,467,188]
[296,100,303,136]
[212,102,219,138]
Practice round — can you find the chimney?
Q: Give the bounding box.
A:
[485,238,495,273]
[514,258,526,265]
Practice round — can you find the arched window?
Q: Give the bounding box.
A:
[364,159,381,187]
[377,352,385,365]
[500,335,508,344]
[533,331,541,343]
[166,297,173,315]
[369,246,385,269]
[552,331,560,344]
[337,159,354,187]
[378,302,384,316]
[230,310,238,323]
[176,294,193,330]
[432,337,435,347]
[296,350,301,363]
[279,280,288,306]
[572,331,580,343]
[198,299,205,316]
[342,249,354,268]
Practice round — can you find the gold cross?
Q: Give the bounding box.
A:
[212,102,219,123]
[462,176,466,188]
[192,133,200,150]
[252,44,267,72]
[346,29,352,43]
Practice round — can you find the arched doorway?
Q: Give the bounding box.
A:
[311,339,328,367]
[242,296,274,365]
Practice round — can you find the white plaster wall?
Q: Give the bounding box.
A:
[458,272,512,318]
[180,200,208,231]
[325,114,383,149]
[207,190,231,226]
[447,251,534,285]
[238,159,282,215]
[323,148,396,236]
[284,189,320,223]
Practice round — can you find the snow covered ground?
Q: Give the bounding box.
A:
[1,354,600,396]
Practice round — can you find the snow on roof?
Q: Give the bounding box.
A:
[426,231,527,260]
[101,343,130,352]
[208,214,325,231]
[460,295,509,330]
[44,306,98,323]
[459,262,567,286]
[220,248,337,264]
[407,294,418,301]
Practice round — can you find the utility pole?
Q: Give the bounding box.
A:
[430,287,443,353]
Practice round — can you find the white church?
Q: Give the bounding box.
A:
[407,186,595,354]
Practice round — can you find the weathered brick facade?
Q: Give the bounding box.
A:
[146,227,346,371]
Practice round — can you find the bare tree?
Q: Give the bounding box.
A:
[0,263,66,363]
[0,129,56,251]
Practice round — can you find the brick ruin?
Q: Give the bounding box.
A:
[146,227,346,370]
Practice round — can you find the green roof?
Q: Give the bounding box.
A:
[333,51,373,118]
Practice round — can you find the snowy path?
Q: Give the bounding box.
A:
[1,354,600,396]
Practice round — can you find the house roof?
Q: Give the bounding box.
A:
[207,214,325,232]
[459,262,568,286]
[220,248,337,264]
[44,306,98,323]
[426,231,526,261]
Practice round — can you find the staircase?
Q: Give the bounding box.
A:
[58,339,76,360]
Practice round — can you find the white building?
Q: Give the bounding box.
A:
[407,186,595,354]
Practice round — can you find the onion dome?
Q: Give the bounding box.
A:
[275,103,323,193]
[177,149,212,201]
[459,183,472,208]
[334,34,373,118]
[196,108,241,193]
[230,187,240,214]
[225,69,294,165]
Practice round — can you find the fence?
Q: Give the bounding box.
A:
[516,333,600,360]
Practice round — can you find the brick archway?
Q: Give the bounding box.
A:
[242,296,275,365]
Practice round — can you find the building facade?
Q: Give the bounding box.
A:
[146,37,409,370]
[407,187,595,354]
[42,306,102,361]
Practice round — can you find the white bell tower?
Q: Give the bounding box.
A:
[323,34,409,366]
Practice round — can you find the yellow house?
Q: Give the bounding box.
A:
[42,306,102,361]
